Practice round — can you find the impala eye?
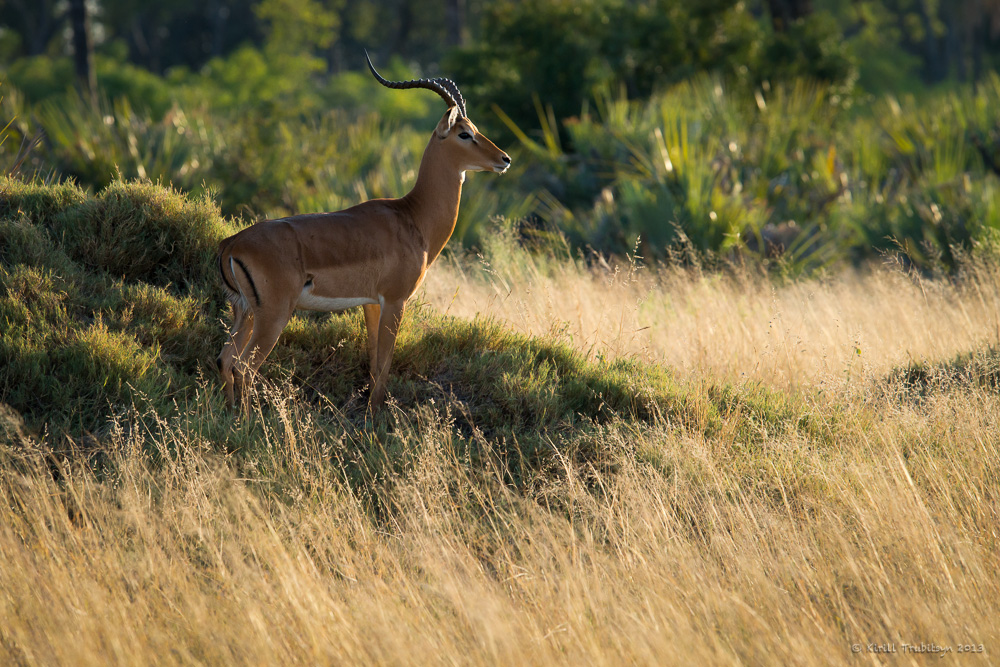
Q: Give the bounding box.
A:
[458,132,472,140]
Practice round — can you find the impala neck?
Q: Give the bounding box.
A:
[402,138,464,264]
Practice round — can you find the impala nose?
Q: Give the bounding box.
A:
[502,154,511,164]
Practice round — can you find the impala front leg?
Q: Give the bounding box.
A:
[370,299,405,407]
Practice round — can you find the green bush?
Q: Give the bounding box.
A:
[94,55,176,118]
[3,56,74,103]
[0,177,224,433]
[0,177,88,223]
[490,75,1000,271]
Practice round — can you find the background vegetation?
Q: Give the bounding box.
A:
[2,0,1000,267]
[2,1,1000,663]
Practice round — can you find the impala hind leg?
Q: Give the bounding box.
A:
[370,300,405,407]
[219,303,254,408]
[232,306,293,408]
[362,303,381,388]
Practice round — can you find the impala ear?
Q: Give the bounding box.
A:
[435,106,460,138]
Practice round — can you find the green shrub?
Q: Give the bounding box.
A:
[491,75,1000,271]
[7,62,1000,274]
[449,0,855,136]
[94,55,175,118]
[3,56,74,103]
[0,215,63,269]
[35,94,211,194]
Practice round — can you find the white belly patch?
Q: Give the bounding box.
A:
[296,289,377,312]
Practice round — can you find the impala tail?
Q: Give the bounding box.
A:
[217,241,253,312]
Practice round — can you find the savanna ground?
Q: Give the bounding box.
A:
[1,179,998,665]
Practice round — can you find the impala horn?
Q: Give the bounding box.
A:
[365,50,467,118]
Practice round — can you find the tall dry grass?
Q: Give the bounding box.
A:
[2,248,998,665]
[425,246,1000,390]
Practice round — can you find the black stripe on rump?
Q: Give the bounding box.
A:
[233,257,261,307]
[219,252,238,294]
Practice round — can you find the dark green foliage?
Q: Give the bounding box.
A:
[757,12,856,93]
[449,0,856,138]
[4,54,175,116]
[3,6,1000,272]
[2,56,75,104]
[487,76,1000,271]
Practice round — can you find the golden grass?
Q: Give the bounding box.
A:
[425,250,1000,390]
[2,250,999,665]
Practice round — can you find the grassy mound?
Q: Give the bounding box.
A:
[0,178,230,433]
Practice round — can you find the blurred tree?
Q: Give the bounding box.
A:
[757,9,855,93]
[68,0,96,101]
[446,0,467,46]
[96,0,260,73]
[340,0,476,72]
[766,0,813,30]
[871,0,1000,84]
[447,0,852,133]
[2,0,1000,114]
[0,0,64,56]
[255,0,341,56]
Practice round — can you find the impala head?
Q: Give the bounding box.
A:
[366,51,511,175]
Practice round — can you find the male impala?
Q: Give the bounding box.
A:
[216,53,510,408]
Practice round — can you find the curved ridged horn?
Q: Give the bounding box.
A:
[365,50,467,118]
[437,79,467,120]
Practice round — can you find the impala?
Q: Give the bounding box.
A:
[216,53,511,409]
